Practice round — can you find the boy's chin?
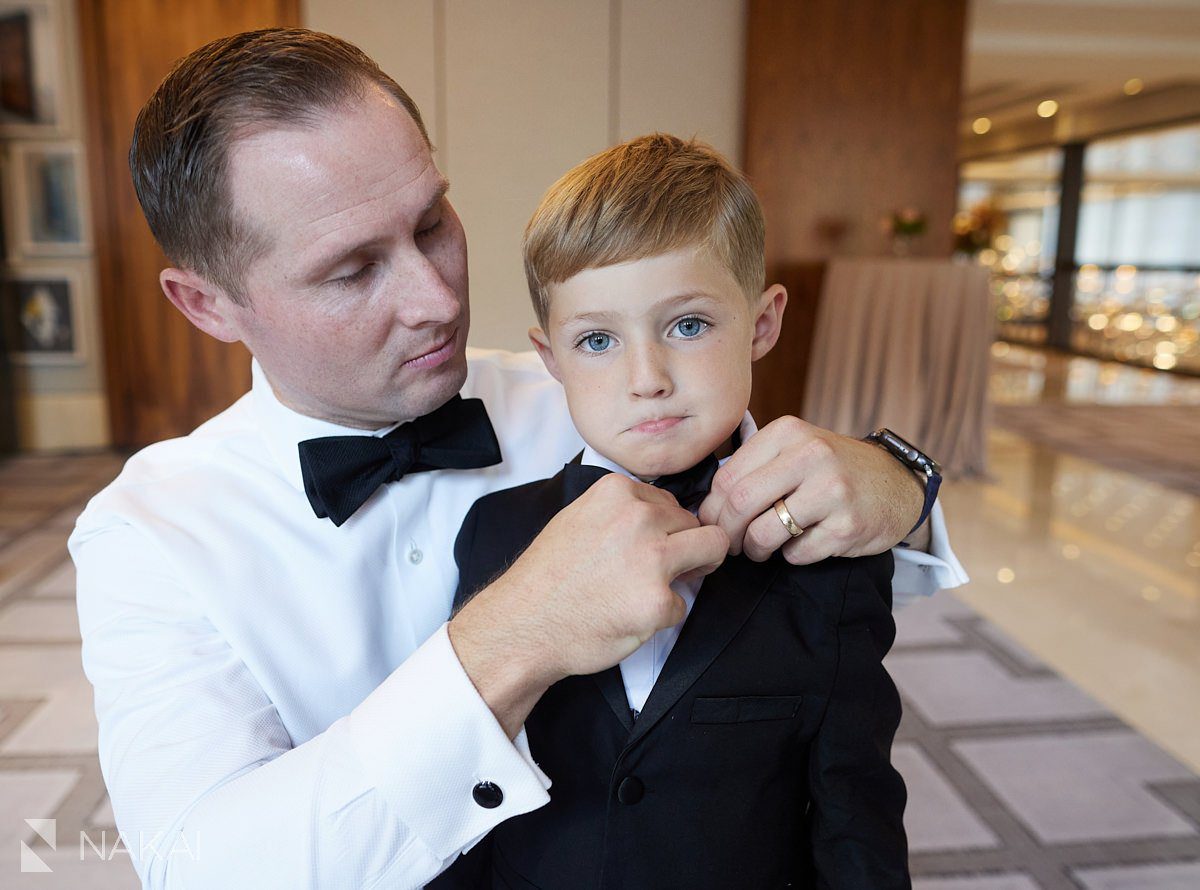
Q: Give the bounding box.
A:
[626,449,715,481]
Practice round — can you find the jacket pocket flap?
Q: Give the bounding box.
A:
[690,695,803,724]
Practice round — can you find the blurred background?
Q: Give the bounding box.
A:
[0,0,1197,887]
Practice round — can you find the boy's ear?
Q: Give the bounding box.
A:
[528,326,563,382]
[159,267,245,343]
[750,284,788,361]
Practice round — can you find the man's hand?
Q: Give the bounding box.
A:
[698,416,925,565]
[449,474,728,736]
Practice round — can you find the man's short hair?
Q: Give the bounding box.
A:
[523,133,766,327]
[130,28,428,304]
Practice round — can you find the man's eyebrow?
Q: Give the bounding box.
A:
[424,177,451,216]
[556,291,721,328]
[302,178,451,283]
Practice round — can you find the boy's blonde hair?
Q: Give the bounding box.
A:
[523,134,766,327]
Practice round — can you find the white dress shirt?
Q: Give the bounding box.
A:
[70,349,965,890]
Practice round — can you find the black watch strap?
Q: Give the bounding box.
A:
[864,428,942,538]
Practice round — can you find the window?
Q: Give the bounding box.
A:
[958,148,1062,344]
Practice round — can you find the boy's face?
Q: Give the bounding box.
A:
[530,246,786,479]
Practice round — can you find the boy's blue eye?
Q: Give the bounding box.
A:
[580,332,612,352]
[674,317,708,338]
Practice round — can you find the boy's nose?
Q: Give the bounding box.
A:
[628,347,674,399]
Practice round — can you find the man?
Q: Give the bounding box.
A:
[71,29,965,890]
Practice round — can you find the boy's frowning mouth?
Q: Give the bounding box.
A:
[627,415,688,435]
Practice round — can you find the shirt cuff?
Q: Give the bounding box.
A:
[345,623,551,861]
[891,499,970,608]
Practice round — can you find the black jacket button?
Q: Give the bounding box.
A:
[472,781,504,808]
[617,776,644,805]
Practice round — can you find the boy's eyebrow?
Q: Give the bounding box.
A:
[556,291,722,328]
[300,178,451,284]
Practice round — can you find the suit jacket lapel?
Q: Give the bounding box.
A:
[553,453,780,740]
[592,666,635,731]
[553,456,635,730]
[561,452,610,502]
[624,555,781,748]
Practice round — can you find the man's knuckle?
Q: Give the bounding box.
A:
[745,522,772,552]
[727,483,757,515]
[709,465,733,495]
[597,473,629,494]
[776,415,804,436]
[826,474,850,503]
[803,436,834,461]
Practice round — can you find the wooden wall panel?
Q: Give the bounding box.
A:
[79,0,300,448]
[749,262,826,424]
[744,0,966,266]
[743,0,967,420]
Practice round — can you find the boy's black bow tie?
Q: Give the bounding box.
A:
[298,395,502,527]
[564,452,720,510]
[651,453,721,510]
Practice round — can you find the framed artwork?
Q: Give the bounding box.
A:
[0,0,71,137]
[4,140,90,258]
[0,262,86,364]
[0,11,35,120]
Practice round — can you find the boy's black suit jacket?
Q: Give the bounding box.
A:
[434,457,909,890]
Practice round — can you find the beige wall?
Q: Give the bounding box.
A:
[302,0,745,352]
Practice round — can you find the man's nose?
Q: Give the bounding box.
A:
[628,344,674,399]
[393,255,460,327]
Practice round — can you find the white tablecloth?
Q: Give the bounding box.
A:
[802,258,992,477]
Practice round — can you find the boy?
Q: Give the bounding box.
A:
[442,135,908,889]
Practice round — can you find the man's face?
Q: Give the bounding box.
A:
[533,246,783,479]
[222,87,469,428]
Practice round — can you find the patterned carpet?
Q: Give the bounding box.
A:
[891,593,1200,889]
[0,453,1197,887]
[992,405,1200,496]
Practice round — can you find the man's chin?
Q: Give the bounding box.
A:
[402,357,469,417]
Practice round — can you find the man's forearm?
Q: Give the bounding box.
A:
[901,517,932,553]
[448,586,553,739]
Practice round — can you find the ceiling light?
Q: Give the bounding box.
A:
[972,117,992,135]
[1037,100,1058,118]
[1123,78,1144,96]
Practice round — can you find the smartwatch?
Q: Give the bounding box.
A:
[864,428,942,538]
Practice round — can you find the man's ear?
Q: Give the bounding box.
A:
[528,326,563,382]
[159,267,245,343]
[750,284,788,361]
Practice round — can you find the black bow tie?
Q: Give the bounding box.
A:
[298,395,502,527]
[652,453,720,510]
[562,452,720,510]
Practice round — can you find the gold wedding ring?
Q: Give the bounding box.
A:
[773,499,804,538]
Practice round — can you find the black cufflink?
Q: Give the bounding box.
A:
[472,780,504,808]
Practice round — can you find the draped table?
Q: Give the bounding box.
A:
[801,258,993,477]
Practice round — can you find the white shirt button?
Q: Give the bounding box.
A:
[408,547,423,565]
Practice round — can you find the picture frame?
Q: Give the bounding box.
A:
[3,140,91,258]
[0,0,72,137]
[0,261,87,364]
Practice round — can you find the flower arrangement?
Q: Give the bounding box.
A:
[882,207,927,255]
[887,207,928,238]
[952,199,1006,256]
